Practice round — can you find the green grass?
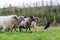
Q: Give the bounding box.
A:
[0,26,60,40]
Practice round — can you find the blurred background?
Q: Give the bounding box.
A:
[0,0,60,26]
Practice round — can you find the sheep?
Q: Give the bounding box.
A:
[19,16,35,33]
[12,16,25,32]
[0,15,18,32]
[30,17,40,32]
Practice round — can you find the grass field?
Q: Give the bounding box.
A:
[0,26,60,40]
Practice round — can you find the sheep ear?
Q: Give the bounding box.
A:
[13,16,17,19]
[13,16,18,21]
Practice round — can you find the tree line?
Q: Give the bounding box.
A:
[0,0,60,26]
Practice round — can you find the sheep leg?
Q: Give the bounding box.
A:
[2,25,7,32]
[5,28,10,32]
[28,28,32,33]
[19,27,22,32]
[26,27,28,32]
[15,28,19,32]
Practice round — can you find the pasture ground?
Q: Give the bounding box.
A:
[0,26,60,40]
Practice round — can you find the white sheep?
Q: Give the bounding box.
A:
[0,15,18,32]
